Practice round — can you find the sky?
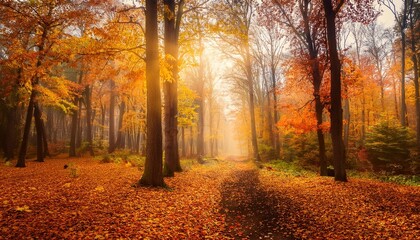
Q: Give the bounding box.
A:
[377,1,402,28]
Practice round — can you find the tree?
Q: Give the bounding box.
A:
[163,0,183,177]
[260,0,329,174]
[0,0,100,167]
[407,0,420,150]
[178,83,198,157]
[364,22,390,112]
[212,0,261,162]
[253,26,284,159]
[139,0,164,187]
[380,0,410,126]
[322,0,347,181]
[365,119,414,173]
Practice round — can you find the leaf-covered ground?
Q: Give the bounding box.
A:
[0,157,418,239]
[0,158,231,239]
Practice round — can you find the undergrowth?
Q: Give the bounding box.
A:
[264,159,419,186]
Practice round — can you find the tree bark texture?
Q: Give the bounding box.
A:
[139,0,164,187]
[163,0,182,177]
[245,41,261,162]
[109,80,116,153]
[323,0,347,182]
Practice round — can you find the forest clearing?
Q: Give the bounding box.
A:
[0,157,418,239]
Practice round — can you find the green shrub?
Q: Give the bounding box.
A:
[365,119,415,173]
[67,162,79,178]
[282,132,332,168]
[266,160,316,177]
[258,143,277,161]
[98,154,113,163]
[96,151,145,168]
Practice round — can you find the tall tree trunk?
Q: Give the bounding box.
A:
[163,0,182,176]
[34,103,44,162]
[311,56,327,176]
[181,127,186,157]
[197,39,205,158]
[343,96,350,149]
[139,0,164,187]
[400,28,407,126]
[267,66,277,157]
[361,89,366,145]
[315,95,328,176]
[323,0,347,182]
[190,126,194,157]
[265,82,275,153]
[69,102,79,157]
[399,0,409,126]
[409,2,420,149]
[393,78,399,119]
[100,103,106,144]
[109,80,116,153]
[245,42,261,162]
[76,99,83,149]
[115,101,126,149]
[17,28,47,167]
[85,85,94,156]
[209,100,215,157]
[118,102,126,149]
[17,91,35,167]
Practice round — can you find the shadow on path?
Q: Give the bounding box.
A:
[220,167,299,239]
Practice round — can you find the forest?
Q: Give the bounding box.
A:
[0,0,419,239]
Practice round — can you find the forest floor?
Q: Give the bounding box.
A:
[0,156,418,239]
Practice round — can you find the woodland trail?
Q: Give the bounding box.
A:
[220,158,419,239]
[220,162,297,239]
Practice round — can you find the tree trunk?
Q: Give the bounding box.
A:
[361,90,366,145]
[115,101,126,149]
[101,103,106,144]
[181,127,186,157]
[409,5,420,149]
[85,85,95,156]
[36,104,49,158]
[209,101,215,157]
[17,91,35,167]
[343,96,350,149]
[139,0,164,187]
[245,42,261,162]
[400,28,407,126]
[315,96,328,176]
[69,103,79,157]
[34,103,44,162]
[109,80,116,153]
[76,99,83,149]
[271,66,281,157]
[163,0,182,177]
[17,28,47,167]
[197,40,205,158]
[323,0,347,182]
[264,68,275,157]
[190,126,194,157]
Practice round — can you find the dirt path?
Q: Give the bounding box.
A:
[219,159,419,239]
[220,161,300,239]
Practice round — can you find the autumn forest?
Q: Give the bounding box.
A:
[0,0,419,239]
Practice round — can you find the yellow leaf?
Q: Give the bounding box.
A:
[16,205,32,212]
